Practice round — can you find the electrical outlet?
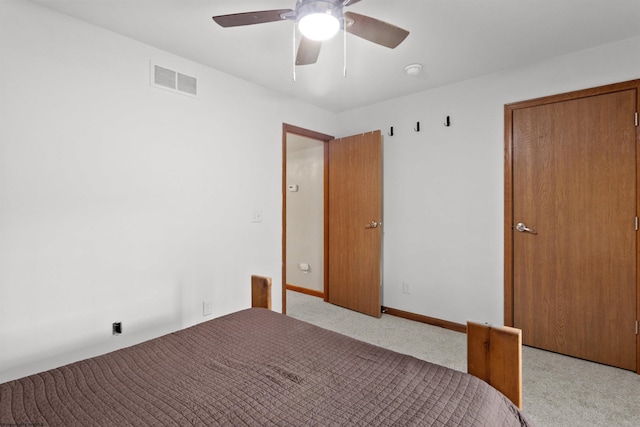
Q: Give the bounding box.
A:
[203,300,213,316]
[112,322,122,335]
[402,282,411,294]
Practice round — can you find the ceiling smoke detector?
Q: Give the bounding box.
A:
[404,63,422,76]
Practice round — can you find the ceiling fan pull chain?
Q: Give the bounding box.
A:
[292,24,297,82]
[343,20,347,78]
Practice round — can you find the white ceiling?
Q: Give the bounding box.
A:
[28,0,640,112]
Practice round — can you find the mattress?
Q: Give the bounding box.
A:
[1,308,533,426]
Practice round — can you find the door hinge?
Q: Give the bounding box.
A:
[636,112,638,127]
[635,217,638,231]
[636,320,638,335]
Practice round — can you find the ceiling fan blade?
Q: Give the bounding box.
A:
[296,36,322,65]
[343,0,363,6]
[343,11,409,48]
[212,9,293,27]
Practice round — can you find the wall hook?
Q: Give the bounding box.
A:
[388,126,394,136]
[444,116,451,127]
[414,122,420,132]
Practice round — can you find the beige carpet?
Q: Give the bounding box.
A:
[286,291,640,427]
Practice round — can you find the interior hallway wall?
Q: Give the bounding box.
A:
[286,135,324,294]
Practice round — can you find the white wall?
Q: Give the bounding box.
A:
[338,36,640,327]
[286,135,324,293]
[0,0,337,382]
[3,0,640,384]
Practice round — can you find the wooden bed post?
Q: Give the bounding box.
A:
[467,321,522,409]
[251,275,272,309]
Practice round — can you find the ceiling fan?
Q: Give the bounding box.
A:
[212,0,410,66]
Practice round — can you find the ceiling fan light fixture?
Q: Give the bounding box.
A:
[299,13,340,40]
[297,0,342,41]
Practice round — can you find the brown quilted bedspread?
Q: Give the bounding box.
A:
[1,308,533,426]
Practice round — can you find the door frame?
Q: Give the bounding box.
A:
[503,79,640,373]
[282,123,333,314]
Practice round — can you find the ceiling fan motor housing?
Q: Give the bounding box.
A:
[296,0,344,23]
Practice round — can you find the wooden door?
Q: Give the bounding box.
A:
[327,131,383,317]
[510,88,637,370]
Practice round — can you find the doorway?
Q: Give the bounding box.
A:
[285,134,325,298]
[282,124,333,315]
[282,125,384,317]
[504,80,640,372]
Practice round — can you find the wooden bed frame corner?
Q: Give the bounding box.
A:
[467,321,523,409]
[251,275,272,309]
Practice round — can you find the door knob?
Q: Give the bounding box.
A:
[365,220,379,229]
[516,222,537,234]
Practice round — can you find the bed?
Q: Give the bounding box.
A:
[1,308,533,426]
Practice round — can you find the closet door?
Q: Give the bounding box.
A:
[508,86,638,371]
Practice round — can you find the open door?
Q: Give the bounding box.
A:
[327,131,383,317]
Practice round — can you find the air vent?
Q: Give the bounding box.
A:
[177,73,197,96]
[151,63,197,97]
[154,65,176,90]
